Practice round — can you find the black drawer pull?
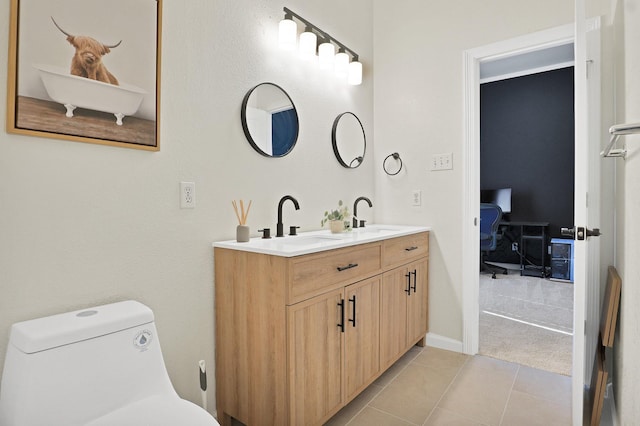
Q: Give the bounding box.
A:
[411,270,417,292]
[348,295,356,327]
[405,246,418,252]
[337,263,358,272]
[337,299,345,332]
[405,272,411,295]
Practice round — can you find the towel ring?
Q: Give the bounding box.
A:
[383,152,403,176]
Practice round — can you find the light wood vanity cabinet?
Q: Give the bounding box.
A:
[214,231,428,426]
[380,258,429,369]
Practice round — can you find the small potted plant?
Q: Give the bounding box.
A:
[321,200,351,233]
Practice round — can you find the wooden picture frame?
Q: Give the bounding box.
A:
[6,0,162,151]
[600,265,621,347]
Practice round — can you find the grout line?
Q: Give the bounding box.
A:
[366,406,421,426]
[498,364,520,426]
[343,347,423,425]
[422,354,472,425]
[482,310,574,336]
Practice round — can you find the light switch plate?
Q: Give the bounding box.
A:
[431,153,453,171]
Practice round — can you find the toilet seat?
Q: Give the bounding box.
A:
[86,395,220,426]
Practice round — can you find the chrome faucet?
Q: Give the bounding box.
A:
[353,197,373,228]
[276,195,300,237]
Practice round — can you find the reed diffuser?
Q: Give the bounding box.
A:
[232,200,252,242]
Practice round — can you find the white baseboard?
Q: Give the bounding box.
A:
[426,332,464,353]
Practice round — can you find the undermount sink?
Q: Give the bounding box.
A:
[352,225,399,234]
[273,235,344,246]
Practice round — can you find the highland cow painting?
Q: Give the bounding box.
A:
[7,0,162,151]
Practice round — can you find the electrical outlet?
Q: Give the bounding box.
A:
[512,242,518,252]
[412,190,422,206]
[180,182,195,209]
[431,153,453,171]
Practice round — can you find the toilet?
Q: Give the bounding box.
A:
[0,300,220,426]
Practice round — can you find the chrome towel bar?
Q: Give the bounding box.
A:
[601,122,640,158]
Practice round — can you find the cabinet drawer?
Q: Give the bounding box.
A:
[383,232,429,268]
[288,243,382,304]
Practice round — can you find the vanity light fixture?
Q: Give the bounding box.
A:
[277,7,363,85]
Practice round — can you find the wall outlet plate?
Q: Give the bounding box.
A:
[412,190,422,206]
[180,181,195,208]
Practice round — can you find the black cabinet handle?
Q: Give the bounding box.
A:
[337,263,358,272]
[337,299,345,332]
[405,272,411,295]
[405,246,418,252]
[348,295,356,327]
[411,270,417,292]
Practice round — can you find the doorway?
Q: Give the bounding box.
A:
[461,22,576,356]
[479,57,575,376]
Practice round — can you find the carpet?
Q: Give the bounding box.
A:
[479,273,574,376]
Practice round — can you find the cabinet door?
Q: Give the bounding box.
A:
[406,258,429,345]
[287,288,344,426]
[344,277,380,401]
[380,267,410,370]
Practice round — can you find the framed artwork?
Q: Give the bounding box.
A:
[6,0,162,151]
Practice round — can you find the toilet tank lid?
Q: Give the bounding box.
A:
[9,300,155,354]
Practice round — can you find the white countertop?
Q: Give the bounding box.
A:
[213,224,431,257]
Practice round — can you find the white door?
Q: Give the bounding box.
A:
[462,14,605,426]
[572,5,603,424]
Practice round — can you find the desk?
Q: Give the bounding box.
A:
[500,221,549,277]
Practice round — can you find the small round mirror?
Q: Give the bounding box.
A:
[332,112,366,168]
[241,83,299,157]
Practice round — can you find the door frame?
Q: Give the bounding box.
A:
[461,22,576,356]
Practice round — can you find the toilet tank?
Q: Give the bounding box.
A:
[0,300,176,426]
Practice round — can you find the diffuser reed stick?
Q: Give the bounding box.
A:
[232,200,252,225]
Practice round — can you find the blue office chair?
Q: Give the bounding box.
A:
[480,203,508,279]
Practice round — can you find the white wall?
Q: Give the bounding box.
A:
[373,0,574,344]
[613,0,640,422]
[0,0,373,412]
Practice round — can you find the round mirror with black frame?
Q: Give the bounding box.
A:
[241,83,299,157]
[332,112,366,168]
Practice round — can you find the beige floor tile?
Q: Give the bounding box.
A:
[346,406,414,426]
[369,362,452,424]
[465,355,520,378]
[324,383,384,426]
[501,390,571,426]
[437,356,518,425]
[412,347,469,377]
[513,365,571,404]
[424,407,486,426]
[374,345,424,387]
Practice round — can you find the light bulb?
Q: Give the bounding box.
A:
[298,29,317,60]
[318,42,335,71]
[334,51,350,78]
[278,17,297,51]
[348,60,362,85]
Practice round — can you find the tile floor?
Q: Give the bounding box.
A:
[325,346,571,426]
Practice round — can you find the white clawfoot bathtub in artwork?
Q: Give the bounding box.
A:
[34,64,147,126]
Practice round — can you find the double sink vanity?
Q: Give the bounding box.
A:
[214,224,431,426]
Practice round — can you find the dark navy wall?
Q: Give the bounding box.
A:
[481,67,575,242]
